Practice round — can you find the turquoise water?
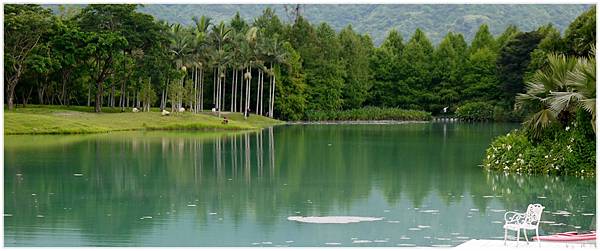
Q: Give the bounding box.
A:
[4,123,596,246]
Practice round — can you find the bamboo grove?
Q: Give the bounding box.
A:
[4,4,596,121]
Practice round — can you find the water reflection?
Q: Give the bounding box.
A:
[4,124,596,247]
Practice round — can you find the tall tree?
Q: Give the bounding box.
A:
[401,28,434,110]
[339,25,373,109]
[470,24,496,53]
[564,6,596,57]
[76,4,134,112]
[497,31,543,106]
[4,4,53,110]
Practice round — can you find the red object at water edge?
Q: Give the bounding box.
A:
[533,231,596,242]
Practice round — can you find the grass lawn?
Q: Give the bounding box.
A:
[4,105,284,134]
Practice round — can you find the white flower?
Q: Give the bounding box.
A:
[507,145,512,151]
[495,160,499,164]
[545,155,549,159]
[565,126,570,131]
[504,166,509,170]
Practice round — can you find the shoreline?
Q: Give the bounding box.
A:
[286,120,431,125]
[4,106,284,135]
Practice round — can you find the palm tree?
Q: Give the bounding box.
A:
[564,51,596,132]
[169,23,194,112]
[263,37,287,118]
[516,52,596,137]
[210,21,232,115]
[242,27,259,119]
[228,31,245,113]
[192,15,212,113]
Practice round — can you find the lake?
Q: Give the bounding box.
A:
[4,123,596,247]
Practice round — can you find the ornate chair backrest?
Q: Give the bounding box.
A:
[524,204,544,227]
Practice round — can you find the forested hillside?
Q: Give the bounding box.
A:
[138,4,591,44]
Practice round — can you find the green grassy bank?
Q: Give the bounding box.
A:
[4,105,283,135]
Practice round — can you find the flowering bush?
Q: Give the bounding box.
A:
[483,113,595,176]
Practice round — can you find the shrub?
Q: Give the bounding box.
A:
[456,102,494,121]
[304,107,431,121]
[482,113,595,177]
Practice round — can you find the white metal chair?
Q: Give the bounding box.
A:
[504,204,545,246]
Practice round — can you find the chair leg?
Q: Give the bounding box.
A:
[524,229,529,243]
[536,228,540,247]
[504,229,508,246]
[516,229,521,247]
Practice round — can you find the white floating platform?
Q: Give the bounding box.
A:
[454,239,596,250]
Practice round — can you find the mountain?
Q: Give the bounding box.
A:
[138,4,591,45]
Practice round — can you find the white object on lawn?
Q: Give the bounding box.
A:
[132,108,139,113]
[287,216,382,224]
[503,204,545,247]
[178,107,185,112]
[161,110,170,116]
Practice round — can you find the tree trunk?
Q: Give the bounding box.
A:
[231,69,235,112]
[213,67,217,109]
[7,83,16,110]
[87,82,92,107]
[111,85,116,108]
[260,70,264,115]
[239,69,244,114]
[222,67,227,111]
[245,67,252,119]
[95,81,103,113]
[120,79,126,111]
[200,68,204,112]
[271,71,276,118]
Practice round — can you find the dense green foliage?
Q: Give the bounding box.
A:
[484,111,595,176]
[305,107,431,121]
[455,102,493,121]
[482,8,596,176]
[5,4,595,124]
[132,4,591,45]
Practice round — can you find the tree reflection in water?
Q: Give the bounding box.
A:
[4,124,595,246]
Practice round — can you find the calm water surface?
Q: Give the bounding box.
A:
[4,123,596,246]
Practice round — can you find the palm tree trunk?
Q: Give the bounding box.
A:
[245,67,252,119]
[192,66,196,113]
[256,70,261,115]
[231,69,235,112]
[222,67,227,111]
[213,67,217,109]
[270,66,276,118]
[260,70,265,115]
[200,67,204,112]
[239,69,244,114]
